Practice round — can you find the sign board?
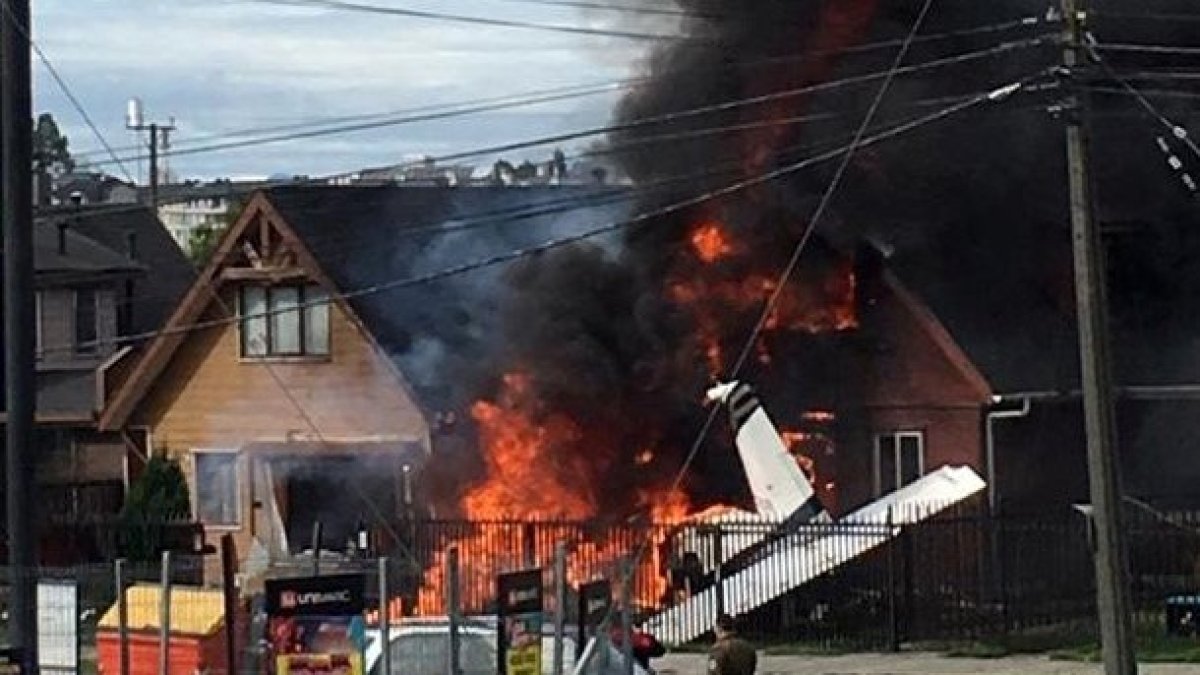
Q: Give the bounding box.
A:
[497,569,543,675]
[576,580,612,659]
[37,580,78,675]
[265,574,366,675]
[0,648,22,675]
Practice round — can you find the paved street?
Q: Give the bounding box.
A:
[654,652,1200,674]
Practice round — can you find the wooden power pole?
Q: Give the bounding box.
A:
[1061,0,1137,673]
[1,0,40,670]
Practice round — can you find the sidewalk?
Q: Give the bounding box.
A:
[654,652,1200,674]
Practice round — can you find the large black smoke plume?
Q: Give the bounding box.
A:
[425,0,1200,512]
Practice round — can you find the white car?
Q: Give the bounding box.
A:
[363,617,649,675]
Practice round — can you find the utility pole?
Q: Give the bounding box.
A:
[1061,1,1137,673]
[125,99,174,208]
[1,0,39,671]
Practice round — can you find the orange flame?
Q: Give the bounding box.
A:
[670,219,859,374]
[416,374,693,616]
[690,222,734,263]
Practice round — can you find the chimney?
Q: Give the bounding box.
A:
[57,222,68,256]
[125,230,138,261]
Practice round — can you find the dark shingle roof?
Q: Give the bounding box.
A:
[887,215,1200,394]
[264,184,633,410]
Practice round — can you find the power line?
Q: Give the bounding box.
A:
[292,87,1052,255]
[662,0,942,521]
[1086,85,1200,103]
[37,71,1047,372]
[0,1,137,183]
[250,0,689,41]
[63,34,1049,231]
[480,0,698,20]
[1092,11,1200,24]
[1086,37,1200,160]
[73,79,641,160]
[72,15,1043,162]
[1094,42,1200,57]
[610,0,940,640]
[82,31,1048,170]
[87,81,629,166]
[76,86,1050,317]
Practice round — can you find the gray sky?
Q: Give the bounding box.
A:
[32,0,658,180]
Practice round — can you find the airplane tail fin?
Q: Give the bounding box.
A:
[707,381,828,524]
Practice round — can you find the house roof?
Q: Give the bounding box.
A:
[265,184,632,410]
[41,204,197,336]
[885,214,1200,395]
[33,220,142,279]
[99,184,632,429]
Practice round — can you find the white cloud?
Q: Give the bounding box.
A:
[32,0,647,178]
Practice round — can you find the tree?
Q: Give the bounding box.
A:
[187,224,224,266]
[186,197,244,266]
[32,113,75,176]
[119,454,191,561]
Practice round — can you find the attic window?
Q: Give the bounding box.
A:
[239,284,330,358]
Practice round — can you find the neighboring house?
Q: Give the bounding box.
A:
[881,207,1200,513]
[100,188,432,573]
[1,204,195,562]
[49,172,138,207]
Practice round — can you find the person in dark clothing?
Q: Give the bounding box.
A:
[707,614,756,675]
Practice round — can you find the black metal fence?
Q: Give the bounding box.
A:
[390,503,1200,649]
[0,504,1197,674]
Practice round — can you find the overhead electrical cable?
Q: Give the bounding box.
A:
[251,0,689,41]
[86,34,1049,173]
[39,71,1049,369]
[0,0,138,183]
[1086,37,1200,160]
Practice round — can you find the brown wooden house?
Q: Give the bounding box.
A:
[99,189,433,573]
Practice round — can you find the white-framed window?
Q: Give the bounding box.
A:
[238,284,330,358]
[193,449,241,527]
[874,431,925,496]
[74,288,98,354]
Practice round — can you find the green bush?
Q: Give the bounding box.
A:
[118,455,191,561]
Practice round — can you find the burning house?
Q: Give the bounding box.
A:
[93,0,1200,625]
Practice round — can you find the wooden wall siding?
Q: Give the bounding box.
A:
[133,286,428,460]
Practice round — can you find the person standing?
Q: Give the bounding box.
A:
[707,614,756,675]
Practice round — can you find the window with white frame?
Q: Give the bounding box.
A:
[194,450,240,527]
[238,284,330,357]
[874,431,925,496]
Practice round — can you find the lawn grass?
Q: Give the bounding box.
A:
[928,620,1200,663]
